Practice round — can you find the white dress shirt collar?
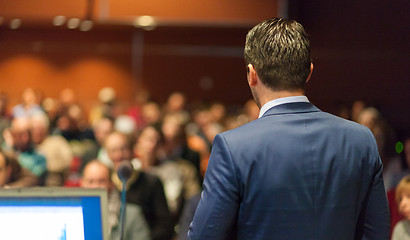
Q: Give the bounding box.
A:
[258,96,309,118]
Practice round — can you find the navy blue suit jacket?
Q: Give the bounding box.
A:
[188,102,389,240]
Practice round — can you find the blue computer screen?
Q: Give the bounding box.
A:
[0,196,103,240]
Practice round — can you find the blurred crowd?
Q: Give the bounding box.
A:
[0,87,259,240]
[0,87,408,240]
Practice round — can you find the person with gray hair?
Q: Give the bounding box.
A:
[2,116,47,185]
[30,112,73,186]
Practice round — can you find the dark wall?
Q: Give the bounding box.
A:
[141,26,249,105]
[0,25,137,111]
[0,1,408,135]
[0,23,252,113]
[289,0,410,135]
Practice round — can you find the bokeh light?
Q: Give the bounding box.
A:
[396,141,404,154]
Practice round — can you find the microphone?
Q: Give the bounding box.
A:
[117,161,133,240]
[117,161,133,182]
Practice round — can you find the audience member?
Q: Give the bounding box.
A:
[30,112,73,186]
[396,137,410,178]
[392,175,410,239]
[388,137,410,235]
[404,138,410,171]
[81,160,151,240]
[92,117,115,168]
[56,88,78,122]
[351,100,366,122]
[59,88,77,108]
[56,104,95,141]
[209,102,227,130]
[114,115,137,139]
[89,87,120,126]
[0,91,11,145]
[0,85,405,239]
[160,114,201,183]
[41,97,62,133]
[141,101,163,127]
[186,105,227,181]
[12,88,43,118]
[3,117,47,184]
[127,89,151,130]
[357,107,386,152]
[105,131,173,240]
[134,125,200,233]
[357,107,398,190]
[177,141,209,240]
[0,150,38,187]
[187,106,214,153]
[163,92,190,125]
[53,104,97,173]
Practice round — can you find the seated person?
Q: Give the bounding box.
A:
[91,117,114,169]
[3,117,47,184]
[0,150,38,187]
[30,112,73,186]
[105,131,173,240]
[392,175,410,239]
[135,125,200,230]
[80,160,150,240]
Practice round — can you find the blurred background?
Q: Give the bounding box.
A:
[0,0,408,133]
[0,1,409,238]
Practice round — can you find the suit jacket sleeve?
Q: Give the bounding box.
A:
[356,130,390,240]
[188,134,240,240]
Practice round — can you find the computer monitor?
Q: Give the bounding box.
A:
[0,187,109,240]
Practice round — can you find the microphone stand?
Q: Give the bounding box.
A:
[117,160,134,240]
[119,179,127,240]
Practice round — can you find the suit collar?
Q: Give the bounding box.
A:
[258,96,309,118]
[261,102,320,117]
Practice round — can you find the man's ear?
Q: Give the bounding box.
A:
[247,64,258,87]
[306,62,314,83]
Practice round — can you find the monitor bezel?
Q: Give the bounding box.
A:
[0,187,109,240]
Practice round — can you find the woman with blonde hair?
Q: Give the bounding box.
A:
[393,175,410,239]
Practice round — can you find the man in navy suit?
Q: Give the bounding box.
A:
[188,18,389,240]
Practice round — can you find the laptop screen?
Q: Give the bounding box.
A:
[0,187,109,240]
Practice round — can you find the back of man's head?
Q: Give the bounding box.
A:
[244,18,311,91]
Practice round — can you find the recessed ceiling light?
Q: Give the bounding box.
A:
[10,19,22,29]
[80,20,93,31]
[134,15,157,30]
[67,18,80,29]
[53,16,66,26]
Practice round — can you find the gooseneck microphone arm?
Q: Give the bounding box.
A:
[117,161,133,240]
